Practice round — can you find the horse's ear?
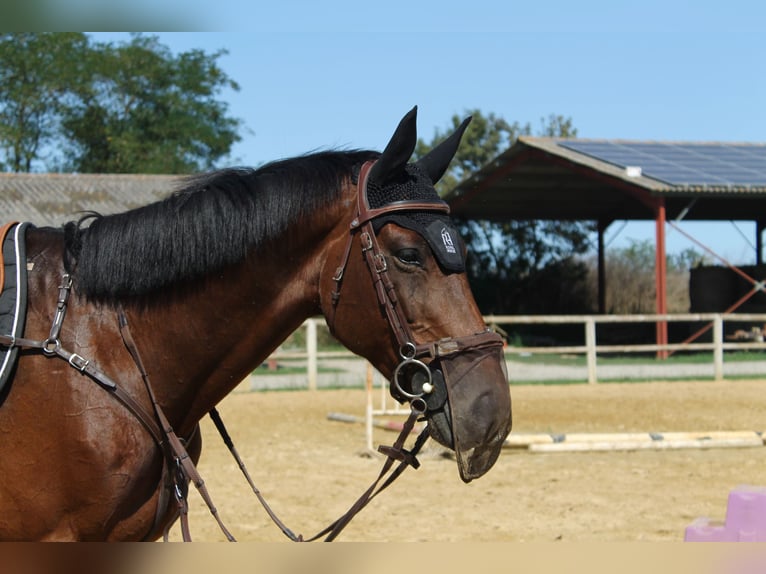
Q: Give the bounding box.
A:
[369,106,419,185]
[416,115,472,184]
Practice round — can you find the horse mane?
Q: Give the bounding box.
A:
[63,150,379,303]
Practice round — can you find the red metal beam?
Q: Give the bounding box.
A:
[655,200,668,358]
[665,220,765,356]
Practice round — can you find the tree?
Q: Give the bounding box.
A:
[592,239,709,314]
[0,33,242,174]
[416,110,595,314]
[61,34,242,173]
[0,33,89,172]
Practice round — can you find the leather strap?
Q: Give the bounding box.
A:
[353,200,450,229]
[328,161,450,346]
[118,312,236,542]
[332,162,503,360]
[206,398,428,542]
[0,331,164,447]
[208,408,303,541]
[354,161,428,350]
[0,275,221,541]
[311,406,428,541]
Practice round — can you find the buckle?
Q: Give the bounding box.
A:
[377,445,421,469]
[373,253,387,272]
[68,352,89,372]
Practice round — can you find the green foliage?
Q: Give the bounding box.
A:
[610,238,708,274]
[415,109,522,195]
[416,109,595,314]
[0,33,242,174]
[597,239,710,313]
[0,33,89,172]
[415,111,579,197]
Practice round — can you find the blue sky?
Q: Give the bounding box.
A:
[87,0,766,261]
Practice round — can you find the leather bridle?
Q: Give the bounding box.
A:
[328,160,503,411]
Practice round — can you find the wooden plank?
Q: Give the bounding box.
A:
[505,431,764,449]
[530,437,763,453]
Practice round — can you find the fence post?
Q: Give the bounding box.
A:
[585,317,597,384]
[306,318,318,390]
[713,314,724,381]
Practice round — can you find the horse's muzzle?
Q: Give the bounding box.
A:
[392,334,512,483]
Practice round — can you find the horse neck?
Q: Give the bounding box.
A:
[124,189,354,433]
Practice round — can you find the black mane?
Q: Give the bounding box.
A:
[64,150,379,303]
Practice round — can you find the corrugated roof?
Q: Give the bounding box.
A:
[446,137,766,222]
[1,173,180,227]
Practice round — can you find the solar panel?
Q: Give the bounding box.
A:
[559,140,766,186]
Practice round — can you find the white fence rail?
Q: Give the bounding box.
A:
[257,314,766,389]
[485,313,766,384]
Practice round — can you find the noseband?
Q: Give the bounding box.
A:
[328,161,503,410]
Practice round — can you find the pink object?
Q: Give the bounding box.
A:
[685,486,766,542]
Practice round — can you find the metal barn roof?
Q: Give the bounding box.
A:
[446,137,766,223]
[1,173,179,227]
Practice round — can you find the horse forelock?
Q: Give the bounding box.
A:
[64,150,379,304]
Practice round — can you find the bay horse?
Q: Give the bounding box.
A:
[0,107,511,541]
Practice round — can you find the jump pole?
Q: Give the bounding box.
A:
[530,437,762,453]
[327,411,423,434]
[504,431,764,453]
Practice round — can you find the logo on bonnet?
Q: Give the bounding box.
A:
[440,227,456,254]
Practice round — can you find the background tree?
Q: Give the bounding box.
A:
[0,33,89,172]
[60,34,241,173]
[415,110,594,314]
[0,33,242,174]
[590,239,709,314]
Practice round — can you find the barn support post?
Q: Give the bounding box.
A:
[655,200,668,359]
[597,219,610,314]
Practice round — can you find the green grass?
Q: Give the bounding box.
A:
[506,350,766,367]
[252,364,343,376]
[247,349,766,389]
[505,350,766,385]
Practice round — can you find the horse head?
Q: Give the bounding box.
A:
[321,107,512,482]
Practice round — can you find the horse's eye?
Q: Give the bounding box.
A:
[396,248,422,267]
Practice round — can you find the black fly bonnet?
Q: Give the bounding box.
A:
[328,107,510,482]
[367,163,466,274]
